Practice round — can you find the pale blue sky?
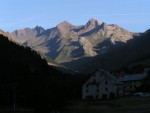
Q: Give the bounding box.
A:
[0,0,150,32]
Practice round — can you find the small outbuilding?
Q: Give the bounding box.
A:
[119,73,147,93]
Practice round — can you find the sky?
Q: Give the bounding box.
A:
[0,0,150,32]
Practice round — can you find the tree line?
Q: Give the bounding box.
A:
[0,34,86,113]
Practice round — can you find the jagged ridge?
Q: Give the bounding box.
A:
[9,19,133,63]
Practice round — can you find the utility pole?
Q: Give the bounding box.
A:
[8,83,17,113]
[12,85,16,113]
[1,83,17,112]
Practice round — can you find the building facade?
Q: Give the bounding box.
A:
[119,73,147,94]
[82,69,123,99]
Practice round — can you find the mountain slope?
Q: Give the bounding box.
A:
[62,30,150,73]
[10,19,133,65]
[0,33,84,112]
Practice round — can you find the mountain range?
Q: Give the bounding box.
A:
[2,18,150,74]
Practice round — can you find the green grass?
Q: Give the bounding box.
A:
[63,97,150,113]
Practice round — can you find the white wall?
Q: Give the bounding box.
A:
[82,71,122,99]
[123,80,143,92]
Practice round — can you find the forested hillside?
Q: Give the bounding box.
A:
[0,34,84,113]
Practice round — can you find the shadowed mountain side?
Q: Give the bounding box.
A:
[62,30,150,74]
[10,19,133,67]
[36,27,59,37]
[94,38,126,54]
[0,34,85,112]
[69,41,85,57]
[34,26,45,36]
[61,56,98,73]
[45,36,62,59]
[78,23,105,37]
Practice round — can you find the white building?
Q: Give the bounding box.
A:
[119,73,147,93]
[82,69,123,99]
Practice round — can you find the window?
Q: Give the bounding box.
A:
[86,89,88,93]
[105,81,108,84]
[134,85,136,88]
[86,84,88,88]
[93,79,96,83]
[97,84,99,88]
[102,94,107,99]
[96,95,99,99]
[97,89,99,92]
[105,88,108,91]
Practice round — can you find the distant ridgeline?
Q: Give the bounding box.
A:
[0,34,84,113]
[7,18,150,74]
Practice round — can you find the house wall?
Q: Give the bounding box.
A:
[82,72,123,99]
[82,69,148,99]
[98,78,118,99]
[123,80,143,93]
[82,71,104,99]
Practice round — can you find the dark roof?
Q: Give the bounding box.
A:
[119,74,147,82]
[97,68,123,85]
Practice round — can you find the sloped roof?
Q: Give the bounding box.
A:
[119,74,147,82]
[84,68,123,86]
[97,69,123,85]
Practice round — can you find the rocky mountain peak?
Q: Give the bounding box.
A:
[145,29,150,33]
[0,29,5,35]
[0,29,8,37]
[34,26,45,34]
[85,18,102,28]
[9,19,136,73]
[56,21,74,32]
[34,26,44,30]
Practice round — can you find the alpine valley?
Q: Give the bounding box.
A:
[3,19,150,74]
